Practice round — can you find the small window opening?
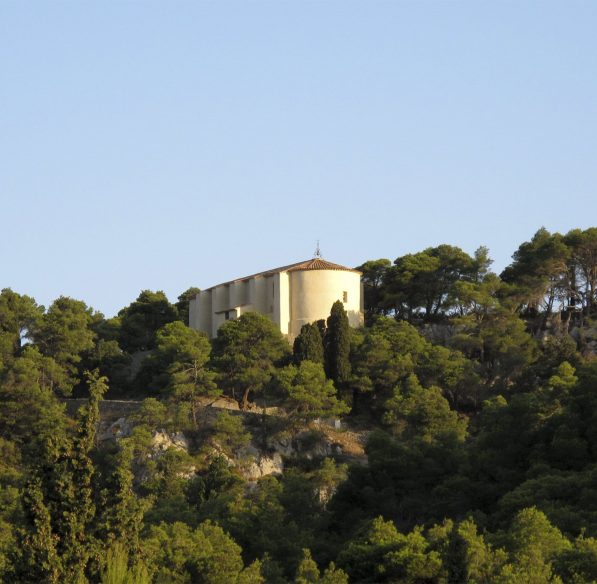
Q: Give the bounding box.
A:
[343,291,348,303]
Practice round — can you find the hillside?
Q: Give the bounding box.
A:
[1,226,597,582]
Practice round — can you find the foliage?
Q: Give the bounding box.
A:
[97,440,150,553]
[324,301,351,386]
[384,244,490,321]
[3,227,597,583]
[210,411,251,457]
[33,296,97,394]
[142,520,263,583]
[351,317,477,412]
[337,516,444,583]
[450,274,538,389]
[211,312,291,409]
[100,542,150,584]
[355,259,392,324]
[16,372,107,582]
[295,549,348,584]
[383,374,467,443]
[0,288,43,368]
[0,346,69,453]
[129,397,169,429]
[293,323,325,365]
[118,290,179,352]
[274,361,350,427]
[176,287,201,327]
[155,321,220,428]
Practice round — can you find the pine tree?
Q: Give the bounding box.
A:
[324,301,351,385]
[295,549,320,583]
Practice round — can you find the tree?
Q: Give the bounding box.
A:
[566,227,597,314]
[556,534,597,583]
[62,371,108,579]
[142,520,263,584]
[337,516,443,583]
[118,290,179,352]
[97,438,150,556]
[294,549,348,584]
[0,346,69,453]
[176,287,201,326]
[451,275,537,390]
[427,518,508,584]
[155,321,220,428]
[385,245,482,321]
[100,542,150,584]
[211,312,290,409]
[0,438,21,581]
[295,549,320,584]
[501,228,571,326]
[129,398,169,429]
[0,288,43,368]
[16,476,61,583]
[500,507,571,584]
[548,361,578,392]
[350,317,477,413]
[355,259,392,324]
[275,361,350,427]
[383,374,467,443]
[350,318,426,409]
[211,476,308,579]
[210,411,252,458]
[33,296,96,393]
[16,371,107,583]
[324,302,351,386]
[293,323,324,365]
[52,371,107,581]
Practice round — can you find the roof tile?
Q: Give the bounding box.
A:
[205,258,361,290]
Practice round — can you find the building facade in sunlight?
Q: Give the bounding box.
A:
[189,257,363,341]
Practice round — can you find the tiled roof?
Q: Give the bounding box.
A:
[205,258,361,291]
[286,258,361,273]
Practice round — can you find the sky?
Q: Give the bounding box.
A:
[1,1,596,317]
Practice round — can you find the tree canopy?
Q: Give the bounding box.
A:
[2,227,597,584]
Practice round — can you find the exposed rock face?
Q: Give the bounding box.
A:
[243,452,284,481]
[266,436,294,457]
[92,403,366,488]
[201,396,240,411]
[267,431,345,460]
[150,430,190,457]
[208,445,284,481]
[317,484,338,504]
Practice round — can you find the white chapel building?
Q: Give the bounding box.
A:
[188,257,364,341]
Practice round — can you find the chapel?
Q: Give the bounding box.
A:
[188,257,363,341]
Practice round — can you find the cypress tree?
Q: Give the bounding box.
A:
[17,371,107,583]
[316,319,327,340]
[97,442,148,554]
[324,301,351,384]
[293,323,325,365]
[17,476,61,583]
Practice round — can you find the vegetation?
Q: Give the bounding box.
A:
[1,226,597,582]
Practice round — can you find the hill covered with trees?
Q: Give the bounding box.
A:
[1,226,597,583]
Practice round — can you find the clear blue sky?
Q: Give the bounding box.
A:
[1,1,596,317]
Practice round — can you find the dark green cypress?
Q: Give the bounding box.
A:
[324,301,351,384]
[293,323,324,365]
[16,476,62,584]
